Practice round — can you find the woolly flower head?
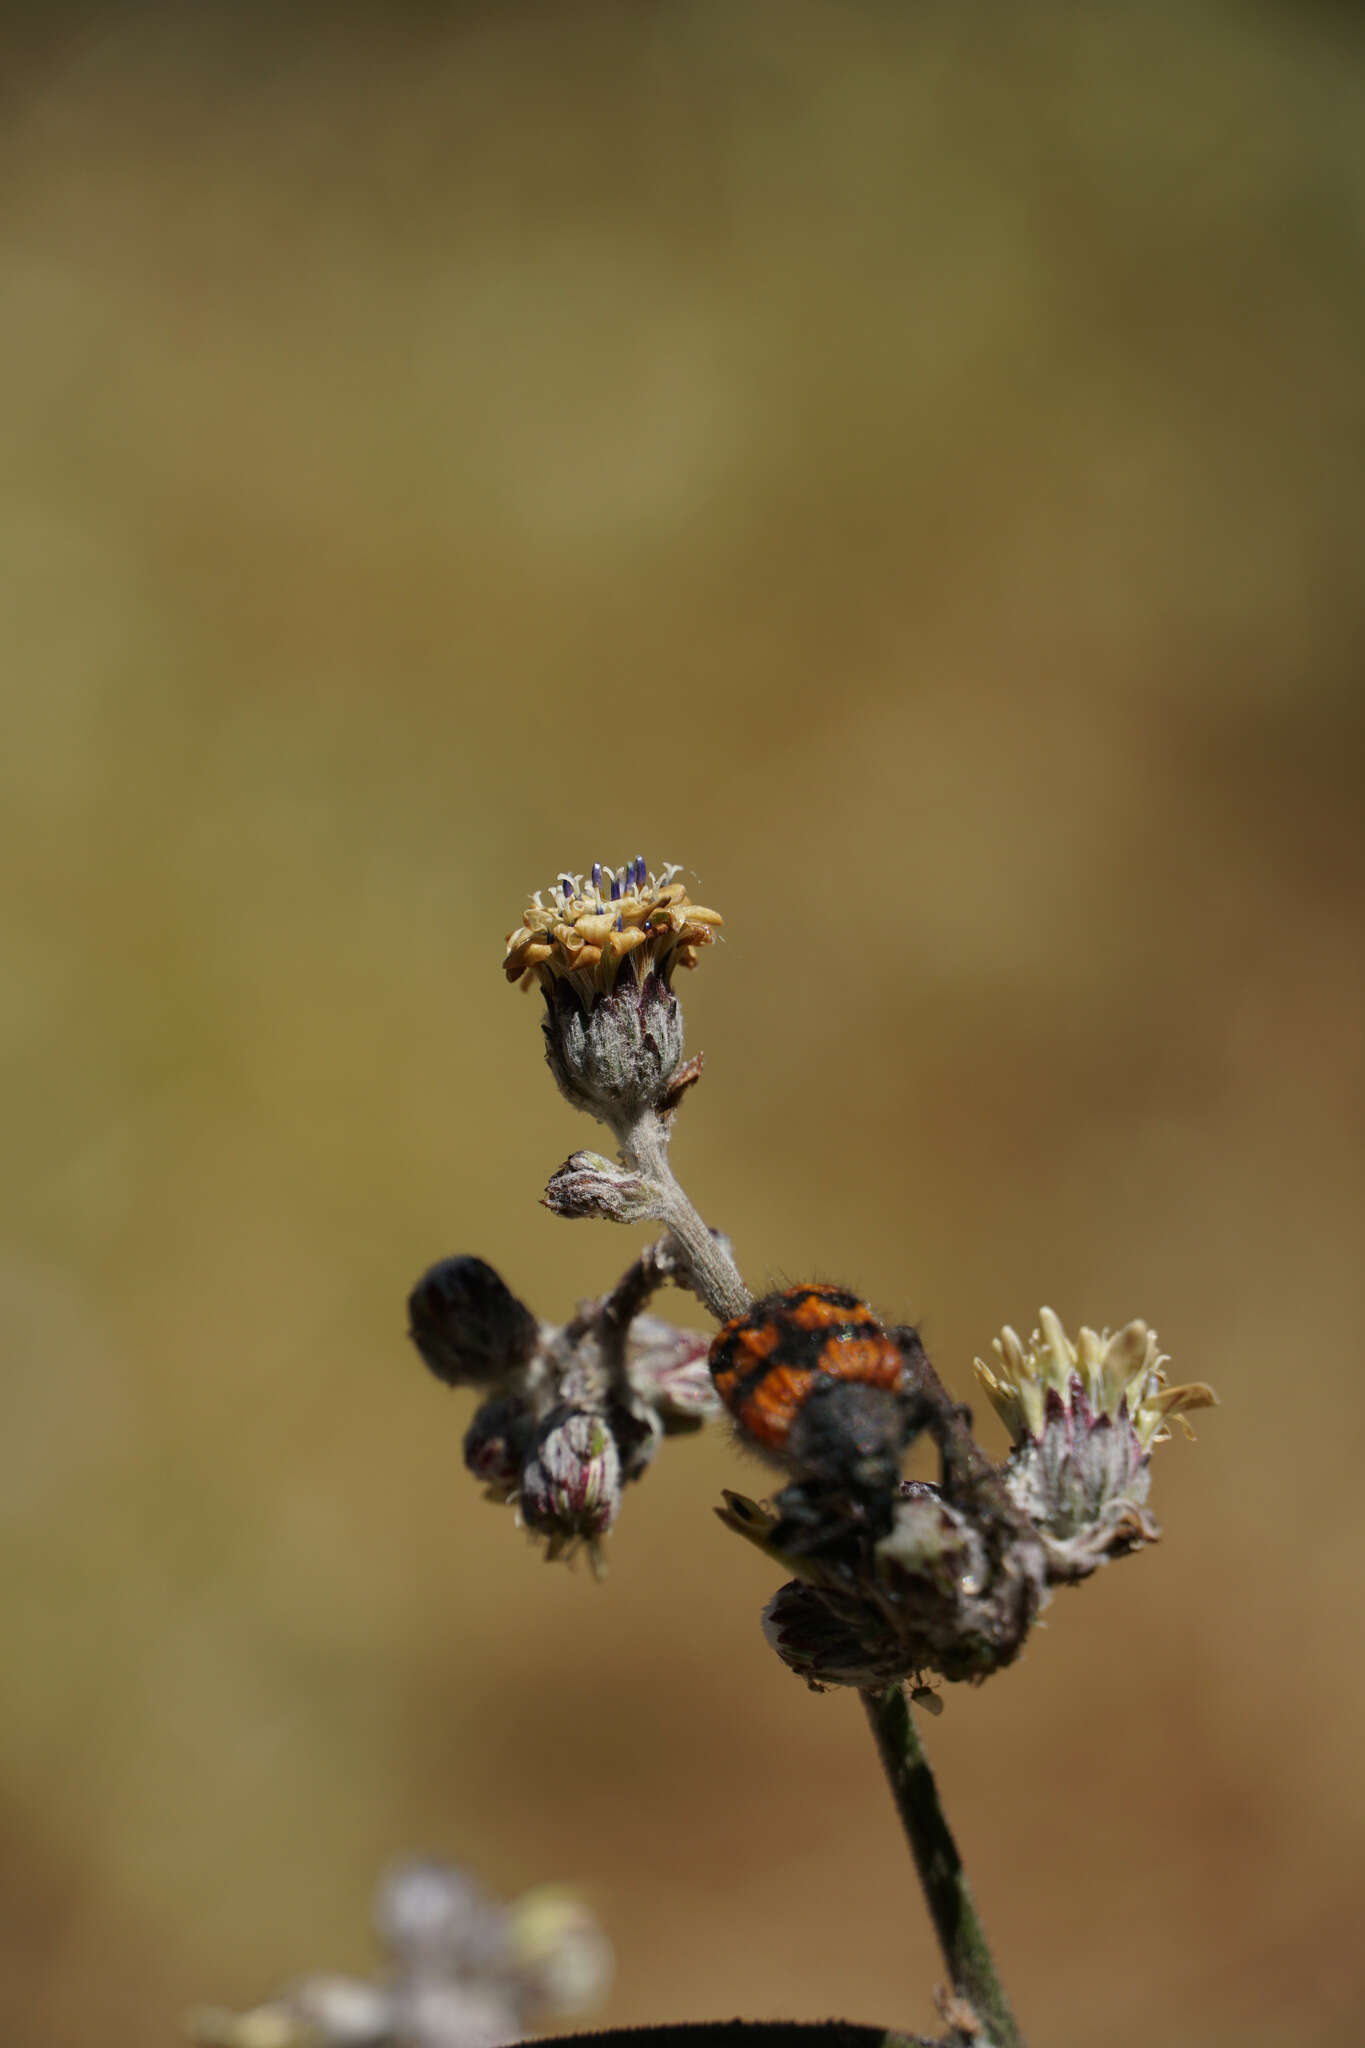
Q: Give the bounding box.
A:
[973,1307,1218,1575]
[502,859,722,1003]
[974,1307,1216,1453]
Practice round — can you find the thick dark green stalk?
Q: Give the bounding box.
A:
[860,1685,1024,2048]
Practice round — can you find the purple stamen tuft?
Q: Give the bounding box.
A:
[635,855,646,888]
[610,875,621,901]
[591,861,602,891]
[615,913,624,932]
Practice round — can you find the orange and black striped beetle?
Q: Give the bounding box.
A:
[709,1283,928,1512]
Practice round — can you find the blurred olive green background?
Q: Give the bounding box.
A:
[3,4,1363,2044]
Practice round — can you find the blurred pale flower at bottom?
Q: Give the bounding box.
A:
[189,1860,611,2048]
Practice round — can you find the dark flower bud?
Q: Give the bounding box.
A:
[408,1256,539,1388]
[463,1395,537,1494]
[761,1580,916,1692]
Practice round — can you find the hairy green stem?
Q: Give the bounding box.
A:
[861,1685,1024,2048]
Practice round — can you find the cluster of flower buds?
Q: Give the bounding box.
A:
[408,1247,718,1571]
[713,1300,1214,1695]
[191,1858,611,2048]
[503,860,722,1130]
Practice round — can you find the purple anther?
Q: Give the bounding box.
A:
[635,855,647,888]
[591,861,602,891]
[610,874,621,901]
[615,913,624,932]
[562,877,572,900]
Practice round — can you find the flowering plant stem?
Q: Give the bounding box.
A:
[619,1107,751,1324]
[861,1685,1024,2048]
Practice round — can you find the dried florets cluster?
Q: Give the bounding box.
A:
[974,1308,1217,1576]
[408,1249,718,1572]
[191,1859,611,2048]
[504,861,722,1130]
[503,860,722,1000]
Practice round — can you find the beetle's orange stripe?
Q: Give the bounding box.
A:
[786,1292,877,1334]
[816,1333,904,1388]
[736,1364,820,1449]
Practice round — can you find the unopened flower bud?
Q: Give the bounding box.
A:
[543,1151,663,1223]
[463,1395,537,1495]
[519,1407,622,1560]
[408,1257,539,1389]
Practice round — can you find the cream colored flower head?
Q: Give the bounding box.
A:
[974,1306,1217,1453]
[503,859,722,1001]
